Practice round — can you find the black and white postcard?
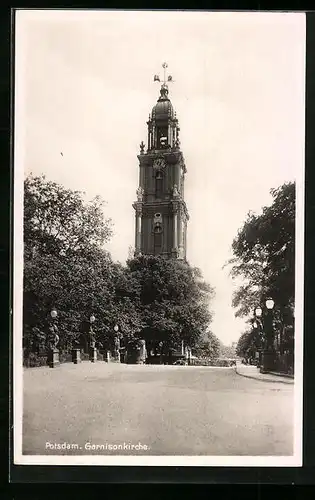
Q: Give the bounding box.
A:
[13,10,305,467]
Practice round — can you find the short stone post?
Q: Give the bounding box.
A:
[48,348,60,368]
[47,313,60,368]
[90,347,97,363]
[116,349,121,363]
[72,348,81,364]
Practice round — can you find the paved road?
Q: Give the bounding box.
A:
[23,362,294,456]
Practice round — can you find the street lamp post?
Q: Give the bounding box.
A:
[255,298,276,374]
[252,320,260,367]
[103,326,111,363]
[47,307,60,368]
[89,314,97,363]
[253,308,264,368]
[72,341,81,364]
[114,324,120,363]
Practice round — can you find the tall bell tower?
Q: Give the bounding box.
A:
[133,63,189,260]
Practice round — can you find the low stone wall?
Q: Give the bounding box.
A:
[23,350,102,367]
[190,358,236,367]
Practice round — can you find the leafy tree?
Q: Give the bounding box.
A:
[23,175,216,363]
[24,173,113,257]
[23,175,120,360]
[235,321,262,359]
[236,330,253,358]
[126,255,215,350]
[192,330,220,360]
[219,342,237,359]
[227,182,295,338]
[24,243,144,359]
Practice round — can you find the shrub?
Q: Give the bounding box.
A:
[97,351,104,361]
[23,352,48,368]
[23,348,105,366]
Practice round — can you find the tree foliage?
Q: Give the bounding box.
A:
[24,173,113,257]
[126,255,215,349]
[219,342,237,359]
[227,182,295,326]
[235,318,263,358]
[192,330,220,360]
[23,175,119,358]
[23,175,216,363]
[235,329,255,358]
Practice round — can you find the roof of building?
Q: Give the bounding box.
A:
[152,85,175,120]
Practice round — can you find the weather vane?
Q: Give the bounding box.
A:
[153,62,174,87]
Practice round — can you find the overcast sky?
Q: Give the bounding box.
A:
[15,10,305,345]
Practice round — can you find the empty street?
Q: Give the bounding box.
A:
[22,362,294,457]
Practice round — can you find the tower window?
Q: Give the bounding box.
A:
[154,227,162,254]
[155,171,163,198]
[157,127,168,148]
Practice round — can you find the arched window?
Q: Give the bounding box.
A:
[154,222,162,255]
[155,170,163,198]
[157,127,168,148]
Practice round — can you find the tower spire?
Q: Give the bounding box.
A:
[162,62,169,85]
[153,62,174,95]
[133,67,188,260]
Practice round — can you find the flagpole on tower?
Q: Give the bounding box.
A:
[162,62,168,85]
[153,62,174,92]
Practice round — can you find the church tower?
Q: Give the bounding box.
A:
[133,63,189,259]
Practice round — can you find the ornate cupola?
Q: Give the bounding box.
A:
[147,83,180,151]
[133,63,189,260]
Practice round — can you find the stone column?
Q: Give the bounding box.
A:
[135,207,142,253]
[137,212,142,251]
[168,124,172,147]
[173,210,178,250]
[89,347,97,363]
[179,212,183,249]
[152,126,155,149]
[147,123,151,150]
[135,213,139,249]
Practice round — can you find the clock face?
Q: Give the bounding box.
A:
[153,158,166,171]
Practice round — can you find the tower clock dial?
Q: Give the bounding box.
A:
[153,158,166,171]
